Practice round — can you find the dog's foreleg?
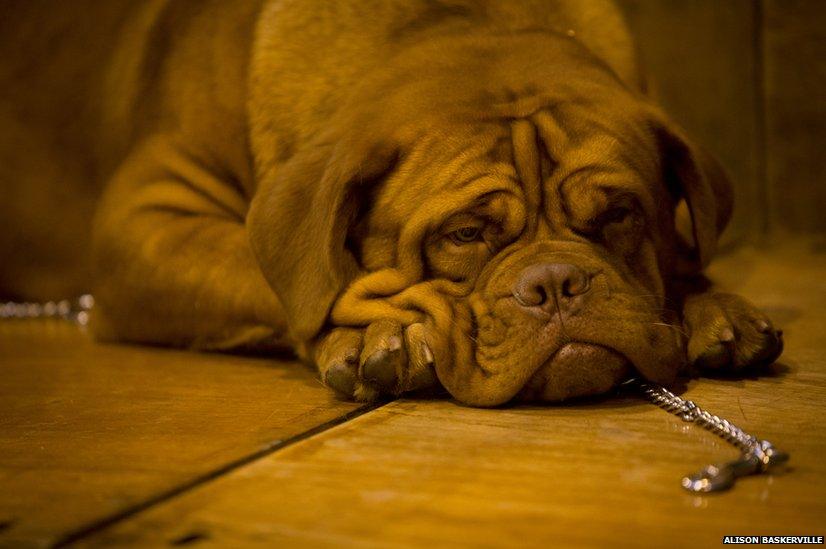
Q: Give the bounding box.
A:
[89,138,289,352]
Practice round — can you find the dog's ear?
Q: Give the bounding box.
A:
[651,112,733,274]
[248,135,397,343]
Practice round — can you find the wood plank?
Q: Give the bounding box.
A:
[763,0,826,234]
[618,0,762,244]
[0,324,364,547]
[81,243,826,547]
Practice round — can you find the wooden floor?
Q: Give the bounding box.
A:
[1,242,825,548]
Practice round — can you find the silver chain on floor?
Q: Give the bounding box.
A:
[628,378,789,492]
[0,294,95,325]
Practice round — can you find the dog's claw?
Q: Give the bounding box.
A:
[325,361,357,395]
[362,348,399,391]
[755,320,772,334]
[719,327,735,343]
[421,342,434,364]
[404,323,438,391]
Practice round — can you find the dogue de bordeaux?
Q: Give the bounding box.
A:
[0,0,783,405]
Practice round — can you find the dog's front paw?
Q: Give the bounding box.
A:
[314,320,439,401]
[683,292,783,372]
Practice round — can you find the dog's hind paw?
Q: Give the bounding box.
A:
[683,292,784,373]
[314,320,439,401]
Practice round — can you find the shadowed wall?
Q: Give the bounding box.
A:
[619,0,826,243]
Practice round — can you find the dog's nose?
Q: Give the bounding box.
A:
[512,263,591,309]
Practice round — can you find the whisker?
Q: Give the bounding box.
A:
[650,321,688,338]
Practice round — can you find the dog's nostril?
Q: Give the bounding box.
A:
[561,271,590,297]
[513,282,548,307]
[528,285,549,306]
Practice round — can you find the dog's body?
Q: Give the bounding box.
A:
[0,0,782,405]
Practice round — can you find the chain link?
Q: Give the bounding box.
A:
[0,294,94,325]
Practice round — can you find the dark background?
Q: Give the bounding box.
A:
[619,0,825,245]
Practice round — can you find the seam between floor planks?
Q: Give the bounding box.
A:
[51,401,386,548]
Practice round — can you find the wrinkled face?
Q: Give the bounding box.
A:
[330,104,686,406]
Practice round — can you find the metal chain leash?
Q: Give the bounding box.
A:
[0,294,95,325]
[2,295,788,492]
[627,378,789,492]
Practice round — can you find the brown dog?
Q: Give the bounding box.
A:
[0,0,782,406]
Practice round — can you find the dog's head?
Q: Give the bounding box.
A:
[249,32,732,405]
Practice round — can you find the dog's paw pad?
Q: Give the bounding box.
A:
[684,292,783,372]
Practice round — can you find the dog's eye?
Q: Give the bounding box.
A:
[595,206,632,227]
[450,226,483,244]
[571,206,639,241]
